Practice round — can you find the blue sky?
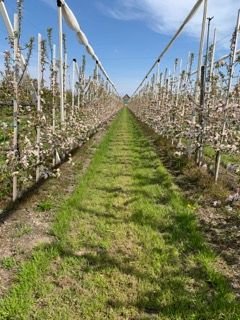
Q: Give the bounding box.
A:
[0,0,239,95]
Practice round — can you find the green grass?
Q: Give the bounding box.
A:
[180,138,240,169]
[0,257,17,271]
[0,108,239,319]
[205,146,240,167]
[36,200,54,212]
[14,223,32,238]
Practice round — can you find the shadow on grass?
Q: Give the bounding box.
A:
[52,238,237,319]
[58,185,239,317]
[75,205,122,221]
[54,110,240,316]
[2,109,239,319]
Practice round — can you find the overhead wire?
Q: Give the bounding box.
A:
[132,0,205,96]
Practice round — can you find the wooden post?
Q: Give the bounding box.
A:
[204,17,214,78]
[52,44,56,166]
[194,0,208,123]
[172,59,178,107]
[36,33,42,182]
[158,72,163,106]
[215,10,240,182]
[57,0,64,125]
[175,59,182,108]
[13,13,19,201]
[96,61,99,84]
[74,62,80,108]
[156,60,160,101]
[186,53,194,157]
[208,28,217,92]
[162,68,168,102]
[72,58,76,114]
[197,65,206,165]
[196,0,208,89]
[52,44,56,134]
[95,62,99,98]
[64,52,67,110]
[197,28,210,165]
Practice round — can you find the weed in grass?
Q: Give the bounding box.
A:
[36,200,53,212]
[14,223,32,238]
[0,257,17,270]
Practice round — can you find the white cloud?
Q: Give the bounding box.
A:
[99,0,239,48]
[39,0,56,10]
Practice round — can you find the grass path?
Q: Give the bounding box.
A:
[0,108,239,319]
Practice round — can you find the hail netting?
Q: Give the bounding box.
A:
[60,0,115,89]
[132,0,205,96]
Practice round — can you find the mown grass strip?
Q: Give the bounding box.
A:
[0,108,239,320]
[0,112,122,319]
